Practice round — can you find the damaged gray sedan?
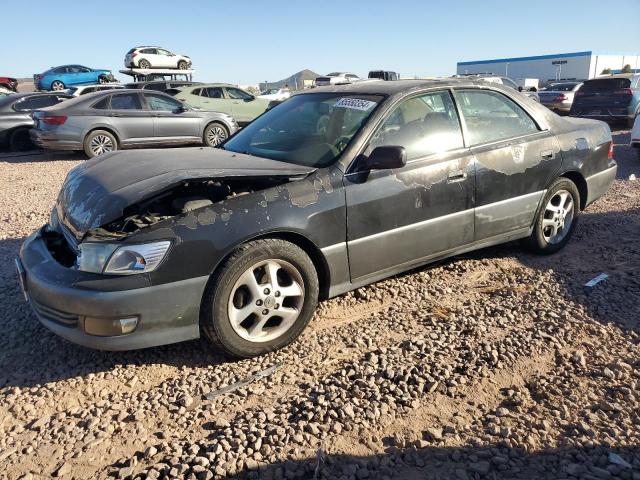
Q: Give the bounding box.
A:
[17,79,617,358]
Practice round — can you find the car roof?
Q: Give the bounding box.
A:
[178,83,234,89]
[301,78,497,96]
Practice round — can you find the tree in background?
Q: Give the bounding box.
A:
[601,68,612,75]
[622,64,632,74]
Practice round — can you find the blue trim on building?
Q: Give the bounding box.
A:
[457,51,593,66]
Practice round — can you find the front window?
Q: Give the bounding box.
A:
[226,88,253,100]
[367,91,464,160]
[144,93,182,111]
[223,93,383,168]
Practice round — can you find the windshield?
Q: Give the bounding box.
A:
[223,93,383,168]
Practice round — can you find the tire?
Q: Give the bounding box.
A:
[83,130,117,158]
[9,128,33,152]
[50,80,65,91]
[200,239,319,358]
[524,178,580,254]
[177,60,189,70]
[98,75,108,84]
[203,122,229,147]
[138,59,151,69]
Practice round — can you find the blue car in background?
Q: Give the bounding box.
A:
[34,65,114,91]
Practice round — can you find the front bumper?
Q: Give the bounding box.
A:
[30,129,83,151]
[18,229,208,350]
[585,163,617,207]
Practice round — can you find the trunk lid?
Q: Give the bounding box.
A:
[572,77,633,110]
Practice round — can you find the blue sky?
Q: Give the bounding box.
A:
[2,0,639,84]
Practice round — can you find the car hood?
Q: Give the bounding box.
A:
[57,147,315,238]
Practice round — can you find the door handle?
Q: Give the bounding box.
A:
[541,150,555,160]
[447,170,467,183]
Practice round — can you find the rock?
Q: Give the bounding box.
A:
[54,462,72,477]
[424,427,443,441]
[495,407,509,417]
[469,461,491,475]
[571,351,587,367]
[608,452,632,469]
[178,394,194,408]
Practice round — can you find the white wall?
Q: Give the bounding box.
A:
[457,54,593,83]
[590,55,640,77]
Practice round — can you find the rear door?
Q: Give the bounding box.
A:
[142,92,200,141]
[453,88,560,241]
[345,89,475,280]
[108,92,154,144]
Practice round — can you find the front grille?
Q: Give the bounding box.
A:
[30,298,79,328]
[60,224,80,255]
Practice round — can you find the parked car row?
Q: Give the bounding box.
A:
[17,78,618,358]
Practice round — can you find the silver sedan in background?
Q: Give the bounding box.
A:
[538,81,583,114]
[30,89,237,157]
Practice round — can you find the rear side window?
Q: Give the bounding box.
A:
[190,88,202,96]
[92,97,111,110]
[368,90,464,160]
[14,95,67,111]
[581,78,631,92]
[205,87,224,98]
[226,88,252,100]
[456,89,539,145]
[110,93,142,110]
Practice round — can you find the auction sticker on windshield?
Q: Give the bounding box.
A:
[333,98,377,111]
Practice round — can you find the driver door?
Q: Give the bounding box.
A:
[344,90,476,280]
[225,87,262,124]
[142,92,200,141]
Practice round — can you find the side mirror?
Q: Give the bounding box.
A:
[174,105,187,113]
[364,146,406,170]
[518,86,523,92]
[244,96,255,102]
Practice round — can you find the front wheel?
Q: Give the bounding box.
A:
[203,122,229,147]
[83,130,117,158]
[177,60,189,70]
[200,239,319,358]
[50,80,65,91]
[524,178,580,254]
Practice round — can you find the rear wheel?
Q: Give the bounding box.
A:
[524,178,580,254]
[9,128,33,152]
[200,239,319,358]
[50,80,65,91]
[203,122,229,147]
[138,59,151,69]
[177,60,189,70]
[83,130,117,158]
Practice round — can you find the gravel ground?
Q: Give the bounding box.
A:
[0,131,638,480]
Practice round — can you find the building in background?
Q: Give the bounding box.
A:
[457,51,640,84]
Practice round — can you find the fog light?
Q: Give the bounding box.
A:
[84,316,139,337]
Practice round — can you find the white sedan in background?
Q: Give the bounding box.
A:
[258,88,291,101]
[66,84,124,97]
[631,115,640,158]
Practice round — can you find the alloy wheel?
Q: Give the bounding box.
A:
[90,135,114,156]
[542,189,574,245]
[227,259,304,343]
[207,126,227,146]
[51,81,64,91]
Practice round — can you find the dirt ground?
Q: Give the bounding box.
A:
[0,130,638,480]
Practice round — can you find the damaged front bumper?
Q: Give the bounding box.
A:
[17,228,208,350]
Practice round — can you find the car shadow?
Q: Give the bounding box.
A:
[1,205,637,388]
[216,444,639,479]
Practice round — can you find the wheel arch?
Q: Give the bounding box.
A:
[210,230,332,301]
[84,126,121,147]
[557,170,588,210]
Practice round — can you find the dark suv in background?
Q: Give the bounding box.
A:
[570,74,640,127]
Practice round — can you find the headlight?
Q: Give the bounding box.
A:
[78,241,171,275]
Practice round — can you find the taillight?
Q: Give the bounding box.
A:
[608,141,614,159]
[43,115,67,125]
[35,74,43,80]
[553,94,567,102]
[614,88,633,96]
[132,52,138,58]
